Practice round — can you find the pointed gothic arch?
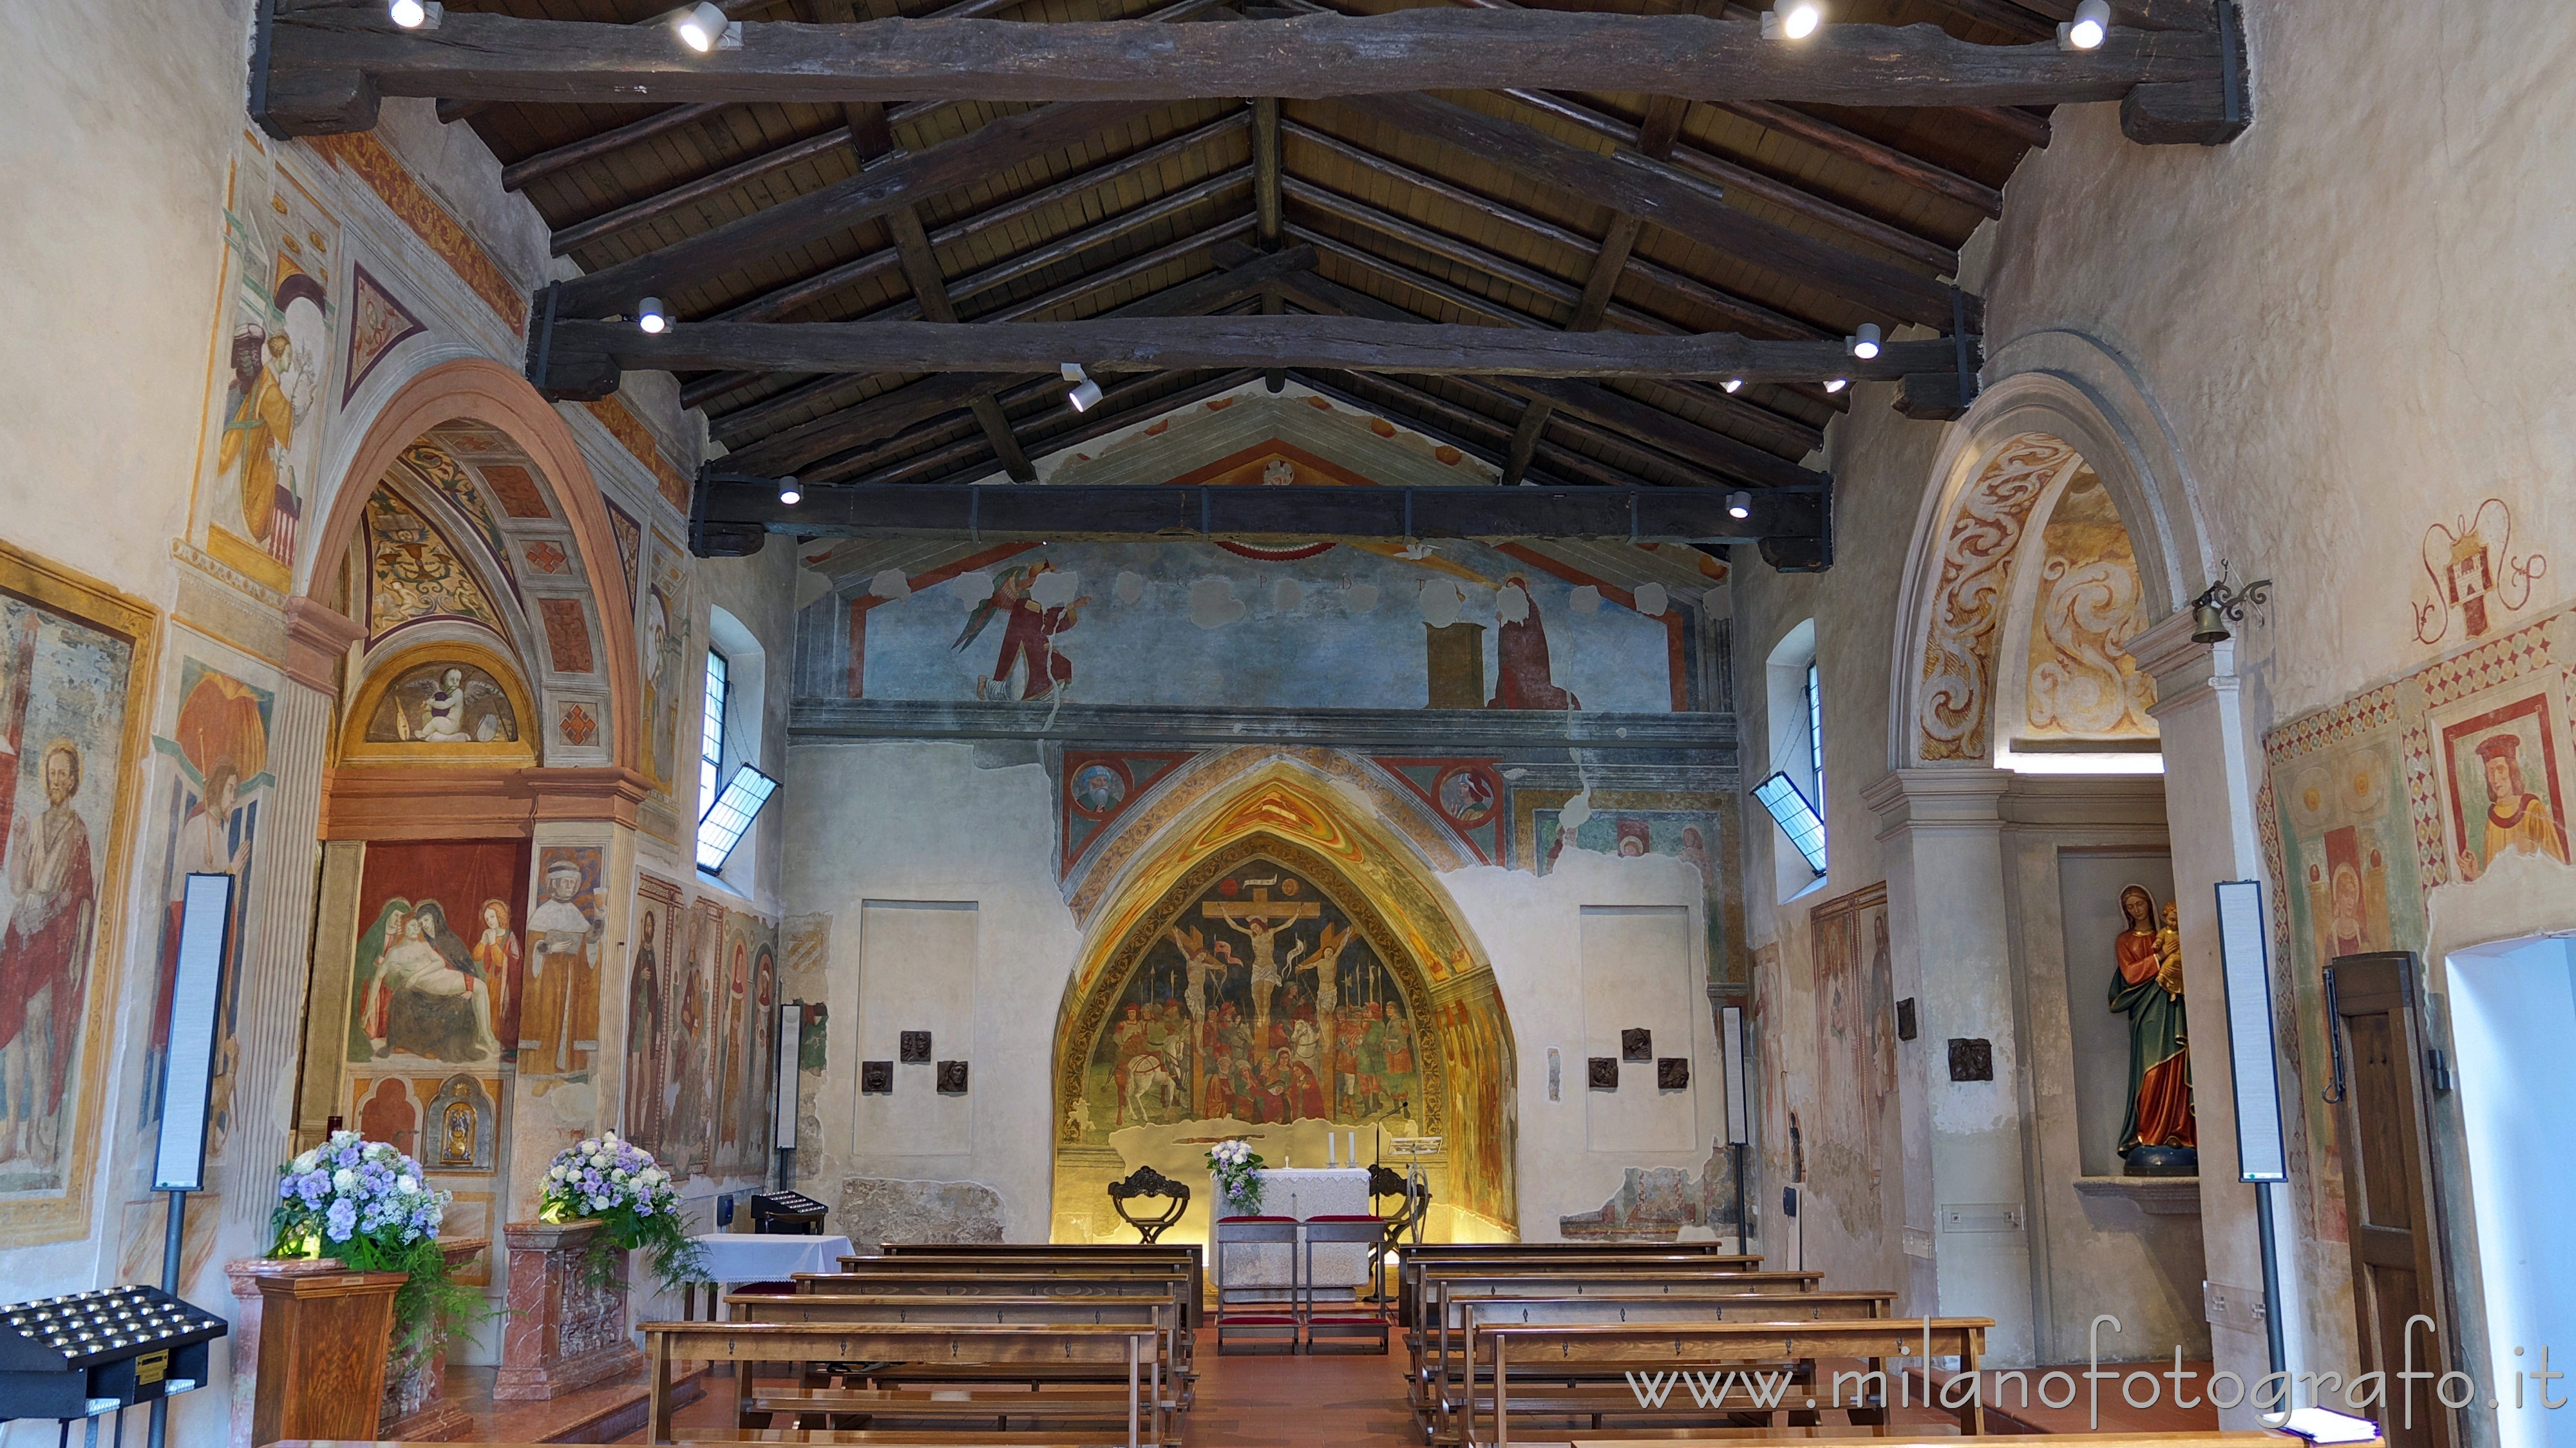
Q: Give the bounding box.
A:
[1051,761,1518,1244]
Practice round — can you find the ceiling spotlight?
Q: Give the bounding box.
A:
[1727,490,1752,521]
[778,477,802,506]
[1823,377,1848,394]
[388,0,439,27]
[2061,0,2110,50]
[1761,0,1822,40]
[636,297,668,334]
[1847,322,1882,361]
[1060,363,1103,412]
[670,2,730,52]
[1722,378,1744,394]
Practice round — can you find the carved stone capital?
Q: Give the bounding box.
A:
[1860,767,2012,837]
[283,598,366,695]
[2125,608,2239,719]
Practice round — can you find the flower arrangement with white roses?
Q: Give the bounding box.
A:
[269,1130,483,1367]
[536,1130,706,1293]
[1205,1138,1265,1215]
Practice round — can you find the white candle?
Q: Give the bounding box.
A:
[1327,1134,1337,1166]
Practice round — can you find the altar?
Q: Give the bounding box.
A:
[1213,1165,1374,1292]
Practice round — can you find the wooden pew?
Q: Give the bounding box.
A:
[732,1292,1188,1425]
[1397,1252,1764,1328]
[1463,1317,1993,1447]
[797,1267,1198,1355]
[638,1320,1162,1448]
[1418,1292,1884,1433]
[832,1256,1203,1330]
[876,1242,1203,1311]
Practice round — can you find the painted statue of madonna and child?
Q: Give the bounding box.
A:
[2109,882,2197,1176]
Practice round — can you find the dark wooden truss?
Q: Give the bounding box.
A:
[251,0,2248,566]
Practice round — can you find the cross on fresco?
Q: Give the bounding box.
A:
[1078,861,1423,1141]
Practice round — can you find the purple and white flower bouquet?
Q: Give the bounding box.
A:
[269,1130,476,1365]
[536,1130,706,1293]
[1205,1137,1265,1215]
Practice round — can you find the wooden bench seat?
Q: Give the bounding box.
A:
[641,1320,1166,1448]
[790,1271,1197,1361]
[1464,1317,1993,1447]
[1399,1256,1786,1328]
[731,1292,1190,1413]
[1416,1293,1898,1438]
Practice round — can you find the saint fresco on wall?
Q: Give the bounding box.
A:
[639,535,694,824]
[191,148,336,595]
[346,841,528,1067]
[1806,882,1897,1238]
[0,571,144,1217]
[622,879,677,1158]
[1073,858,1425,1138]
[140,659,274,1165]
[2439,689,2571,881]
[522,846,603,1078]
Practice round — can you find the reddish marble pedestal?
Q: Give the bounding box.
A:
[377,1236,490,1440]
[494,1219,643,1400]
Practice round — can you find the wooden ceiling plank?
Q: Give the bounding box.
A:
[551,124,854,256]
[502,101,730,192]
[551,96,1169,316]
[1499,88,1960,272]
[1281,118,1826,341]
[709,108,1249,325]
[1714,100,2003,217]
[1333,90,1973,330]
[264,10,2221,121]
[837,367,1264,486]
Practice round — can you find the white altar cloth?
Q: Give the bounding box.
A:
[1213,1167,1372,1291]
[692,1232,857,1294]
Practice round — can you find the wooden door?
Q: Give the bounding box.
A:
[2326,951,2455,1448]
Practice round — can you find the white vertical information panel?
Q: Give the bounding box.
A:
[1720,1004,1749,1145]
[2213,879,2287,1182]
[773,1003,803,1150]
[154,873,235,1192]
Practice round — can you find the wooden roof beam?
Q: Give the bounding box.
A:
[1332,90,1975,330]
[258,9,2222,124]
[886,203,1035,481]
[711,240,1318,475]
[835,365,1265,487]
[1497,88,1958,273]
[691,473,1821,553]
[541,313,1960,386]
[1498,92,1685,486]
[1266,258,1815,491]
[1275,227,1826,458]
[708,207,1264,440]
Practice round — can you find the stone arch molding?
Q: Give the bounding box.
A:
[1888,329,2218,771]
[304,356,642,771]
[1050,756,1520,1237]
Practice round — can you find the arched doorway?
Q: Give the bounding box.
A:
[1050,768,1517,1246]
[1875,373,2227,1366]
